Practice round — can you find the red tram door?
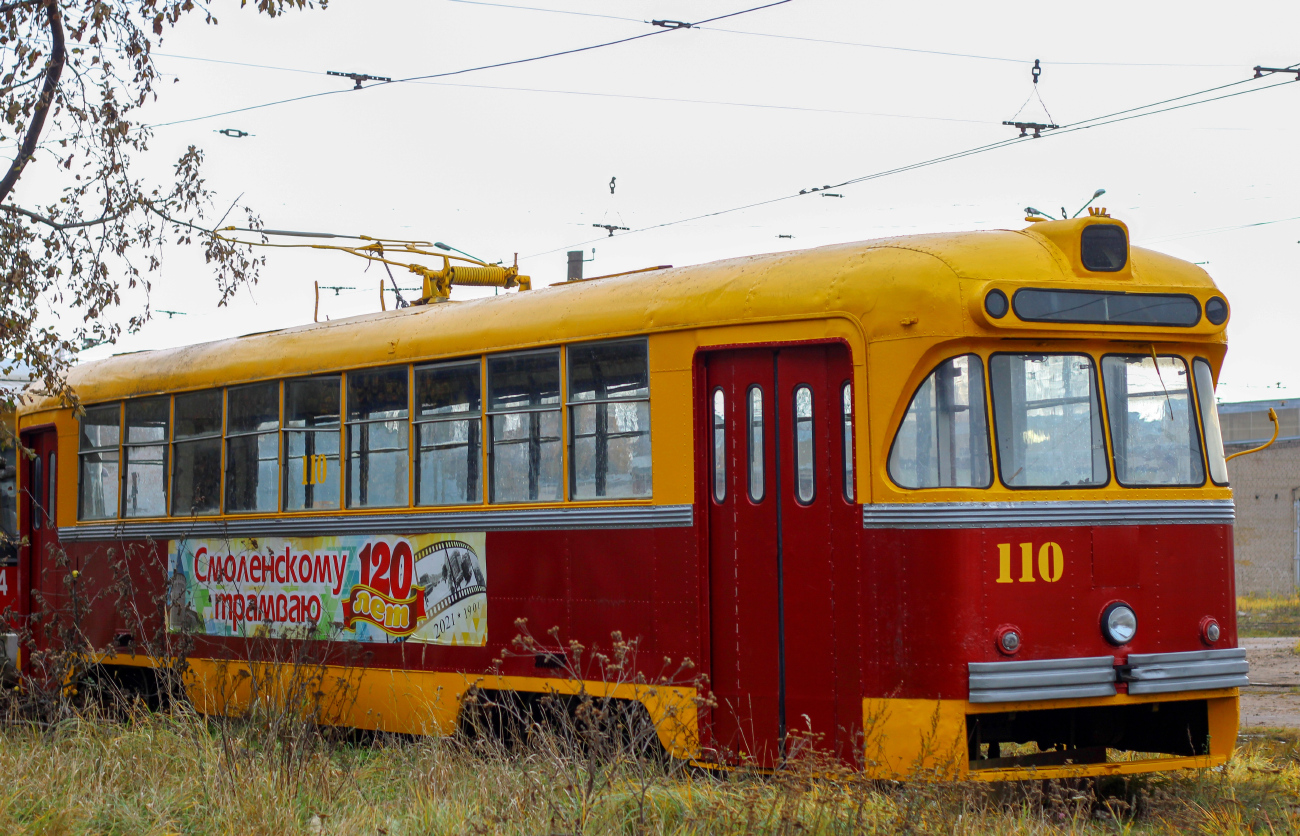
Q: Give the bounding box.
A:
[21,429,67,656]
[703,344,862,767]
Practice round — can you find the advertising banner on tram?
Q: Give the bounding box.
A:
[166,533,487,646]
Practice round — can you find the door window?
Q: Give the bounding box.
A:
[841,382,854,502]
[712,388,726,503]
[793,385,815,504]
[747,386,764,502]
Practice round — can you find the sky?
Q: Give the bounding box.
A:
[33,0,1300,402]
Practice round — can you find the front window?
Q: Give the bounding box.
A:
[1193,359,1228,486]
[990,354,1107,488]
[1102,355,1205,487]
[888,355,991,489]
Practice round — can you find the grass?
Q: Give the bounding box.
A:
[0,710,1296,835]
[1236,595,1300,638]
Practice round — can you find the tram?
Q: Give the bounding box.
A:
[13,213,1248,780]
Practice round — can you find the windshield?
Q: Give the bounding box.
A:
[888,355,991,489]
[1102,355,1205,486]
[989,354,1108,488]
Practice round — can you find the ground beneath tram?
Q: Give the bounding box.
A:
[1241,637,1300,730]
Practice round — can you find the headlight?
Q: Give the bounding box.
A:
[1101,602,1138,646]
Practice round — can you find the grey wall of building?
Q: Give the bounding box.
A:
[1227,437,1300,597]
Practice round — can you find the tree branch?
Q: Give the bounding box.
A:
[0,0,65,204]
[0,202,128,230]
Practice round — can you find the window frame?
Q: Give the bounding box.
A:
[1100,352,1207,490]
[1192,358,1229,487]
[988,351,1110,491]
[281,374,343,512]
[121,396,171,518]
[344,364,412,510]
[746,384,765,504]
[565,337,652,501]
[885,354,994,491]
[791,383,816,506]
[413,357,485,507]
[77,402,122,521]
[224,381,281,515]
[171,388,225,517]
[841,380,855,503]
[486,348,564,505]
[711,386,726,504]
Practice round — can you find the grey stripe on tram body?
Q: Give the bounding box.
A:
[57,504,695,542]
[862,499,1235,529]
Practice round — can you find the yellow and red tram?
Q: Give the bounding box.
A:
[14,214,1245,779]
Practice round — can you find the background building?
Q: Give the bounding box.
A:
[1221,399,1300,597]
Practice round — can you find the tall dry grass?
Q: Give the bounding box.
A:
[0,709,1294,835]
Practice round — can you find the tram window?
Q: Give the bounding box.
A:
[225,382,279,513]
[122,398,169,518]
[1193,360,1229,486]
[568,339,651,500]
[712,388,726,503]
[488,351,561,503]
[46,452,55,528]
[346,366,410,508]
[747,386,764,502]
[1102,355,1205,487]
[415,360,482,506]
[172,389,222,516]
[78,403,120,520]
[31,455,42,529]
[990,354,1107,488]
[0,443,17,555]
[284,376,341,511]
[841,382,854,502]
[793,385,815,504]
[888,355,991,489]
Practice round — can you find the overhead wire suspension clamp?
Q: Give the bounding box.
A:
[328,70,393,89]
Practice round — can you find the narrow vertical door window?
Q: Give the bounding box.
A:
[46,453,55,528]
[841,382,854,502]
[793,385,815,504]
[31,456,42,529]
[747,386,764,502]
[712,388,726,503]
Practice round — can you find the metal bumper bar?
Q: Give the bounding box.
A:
[969,656,1118,703]
[969,648,1250,703]
[1122,648,1250,695]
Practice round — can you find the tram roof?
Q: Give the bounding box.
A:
[28,217,1223,409]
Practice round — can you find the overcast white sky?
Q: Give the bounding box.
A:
[46,0,1300,402]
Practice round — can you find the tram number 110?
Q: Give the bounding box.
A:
[302,454,329,486]
[996,542,1064,584]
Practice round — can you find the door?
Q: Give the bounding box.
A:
[704,344,862,766]
[22,429,67,656]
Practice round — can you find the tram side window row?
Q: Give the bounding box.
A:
[75,338,652,520]
[887,351,1229,492]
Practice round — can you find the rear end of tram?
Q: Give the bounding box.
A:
[9,212,1243,781]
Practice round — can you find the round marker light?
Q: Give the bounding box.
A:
[985,289,1009,319]
[1204,296,1228,326]
[1101,602,1138,646]
[995,625,1022,655]
[1201,617,1221,644]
